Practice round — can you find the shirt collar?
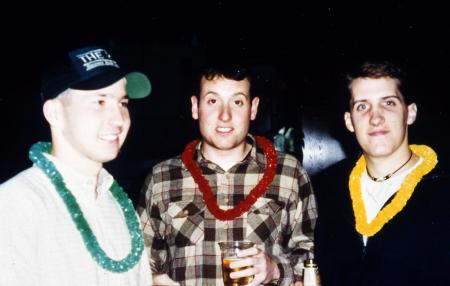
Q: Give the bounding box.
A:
[191,134,267,171]
[43,153,113,200]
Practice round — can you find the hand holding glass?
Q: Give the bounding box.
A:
[219,241,255,286]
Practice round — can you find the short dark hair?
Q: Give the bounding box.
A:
[192,65,254,98]
[346,61,414,107]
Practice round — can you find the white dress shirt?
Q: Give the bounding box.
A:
[0,154,151,286]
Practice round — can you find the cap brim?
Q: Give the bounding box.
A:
[70,71,151,99]
[125,72,152,99]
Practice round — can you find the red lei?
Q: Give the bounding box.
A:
[181,136,278,221]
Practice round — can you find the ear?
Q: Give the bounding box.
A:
[43,99,64,129]
[406,103,417,125]
[250,97,260,120]
[344,112,355,132]
[191,95,199,120]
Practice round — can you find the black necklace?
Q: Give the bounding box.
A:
[366,151,413,182]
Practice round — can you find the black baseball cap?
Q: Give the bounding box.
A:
[41,46,151,100]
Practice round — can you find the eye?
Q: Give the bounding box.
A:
[206,98,216,104]
[234,99,244,106]
[355,103,367,112]
[96,99,106,106]
[385,100,396,107]
[120,100,129,108]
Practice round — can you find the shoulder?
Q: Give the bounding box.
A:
[312,158,354,183]
[418,162,450,198]
[276,151,308,176]
[151,155,184,173]
[0,167,49,220]
[272,152,315,200]
[143,155,186,186]
[414,163,450,241]
[1,167,46,195]
[311,158,354,201]
[277,152,301,166]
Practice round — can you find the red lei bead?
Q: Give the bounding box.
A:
[181,136,278,221]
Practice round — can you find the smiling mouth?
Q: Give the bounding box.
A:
[368,130,388,136]
[216,127,233,134]
[99,134,120,142]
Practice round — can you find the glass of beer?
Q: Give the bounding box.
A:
[218,241,255,286]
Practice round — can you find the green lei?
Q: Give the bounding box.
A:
[29,142,144,273]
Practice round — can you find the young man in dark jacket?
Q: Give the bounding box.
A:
[314,61,450,286]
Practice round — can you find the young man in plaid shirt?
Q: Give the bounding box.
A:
[140,66,317,286]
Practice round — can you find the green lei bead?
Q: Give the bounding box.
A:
[29,142,144,273]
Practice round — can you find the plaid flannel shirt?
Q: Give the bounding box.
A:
[140,136,317,286]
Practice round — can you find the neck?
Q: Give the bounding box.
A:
[365,146,417,180]
[201,142,251,171]
[51,141,102,178]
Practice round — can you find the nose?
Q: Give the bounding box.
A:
[219,104,232,122]
[369,108,385,126]
[109,104,128,128]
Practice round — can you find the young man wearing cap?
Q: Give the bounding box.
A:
[0,46,152,285]
[139,66,317,286]
[314,61,450,285]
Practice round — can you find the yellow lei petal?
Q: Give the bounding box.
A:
[349,145,437,236]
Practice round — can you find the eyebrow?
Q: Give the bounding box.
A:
[94,93,129,100]
[203,91,250,98]
[351,95,401,108]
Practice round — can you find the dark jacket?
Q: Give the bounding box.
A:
[314,159,450,286]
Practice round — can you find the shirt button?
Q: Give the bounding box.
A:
[225,173,231,180]
[224,198,229,204]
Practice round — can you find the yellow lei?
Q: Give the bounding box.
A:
[349,145,437,237]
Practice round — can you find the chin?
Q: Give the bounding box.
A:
[210,143,234,151]
[365,147,394,158]
[96,152,120,163]
[214,138,244,149]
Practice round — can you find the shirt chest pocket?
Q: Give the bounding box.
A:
[246,197,285,244]
[167,197,206,247]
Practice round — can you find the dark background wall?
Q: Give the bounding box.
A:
[1,3,449,203]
